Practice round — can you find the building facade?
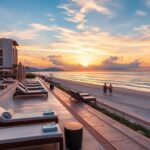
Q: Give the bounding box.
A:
[0,38,19,69]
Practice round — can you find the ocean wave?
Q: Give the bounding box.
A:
[37,71,150,92]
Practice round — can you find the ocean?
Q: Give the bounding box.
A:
[37,71,150,92]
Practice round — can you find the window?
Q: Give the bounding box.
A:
[0,58,3,66]
[0,49,3,57]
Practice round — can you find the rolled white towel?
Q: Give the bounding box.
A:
[43,110,54,116]
[2,112,12,119]
[42,123,57,132]
[41,89,46,92]
[2,108,14,120]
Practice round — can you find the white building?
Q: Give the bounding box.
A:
[0,38,19,69]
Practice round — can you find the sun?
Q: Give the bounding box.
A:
[81,62,89,67]
[79,56,91,67]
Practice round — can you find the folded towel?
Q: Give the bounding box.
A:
[43,110,54,116]
[42,123,57,132]
[41,89,46,92]
[2,112,12,119]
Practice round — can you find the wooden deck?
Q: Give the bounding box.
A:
[0,79,150,150]
[0,81,105,150]
[41,78,150,150]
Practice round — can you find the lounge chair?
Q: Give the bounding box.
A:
[0,83,7,89]
[7,78,15,83]
[19,82,44,90]
[22,80,41,87]
[24,79,40,84]
[69,90,90,100]
[25,79,40,84]
[3,78,15,84]
[0,123,63,150]
[69,90,97,105]
[13,86,48,99]
[0,106,58,126]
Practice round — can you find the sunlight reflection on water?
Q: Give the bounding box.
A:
[38,71,150,92]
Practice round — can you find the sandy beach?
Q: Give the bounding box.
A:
[52,77,150,125]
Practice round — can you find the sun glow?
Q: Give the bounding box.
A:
[82,62,89,67]
[78,55,92,67]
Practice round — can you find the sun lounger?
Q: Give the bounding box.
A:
[69,90,97,105]
[24,79,40,84]
[81,95,97,105]
[0,83,7,89]
[7,78,15,83]
[0,107,58,126]
[69,90,90,100]
[0,123,63,150]
[19,82,44,90]
[22,80,41,87]
[13,86,48,99]
[25,79,40,84]
[3,78,15,84]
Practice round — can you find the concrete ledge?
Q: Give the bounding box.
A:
[83,103,150,149]
[96,101,150,130]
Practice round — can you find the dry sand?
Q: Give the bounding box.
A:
[52,77,150,124]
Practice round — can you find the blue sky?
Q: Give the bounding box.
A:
[0,0,149,33]
[0,0,150,69]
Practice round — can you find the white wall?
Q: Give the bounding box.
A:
[0,38,18,69]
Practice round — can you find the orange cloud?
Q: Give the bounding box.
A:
[19,54,51,68]
[1,22,149,69]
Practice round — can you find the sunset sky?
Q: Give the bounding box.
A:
[0,0,150,70]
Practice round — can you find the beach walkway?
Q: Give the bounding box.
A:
[42,79,150,150]
[51,78,150,127]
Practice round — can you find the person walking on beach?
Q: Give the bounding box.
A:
[108,84,113,96]
[103,83,107,95]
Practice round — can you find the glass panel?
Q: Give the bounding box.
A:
[0,58,3,66]
[0,49,3,57]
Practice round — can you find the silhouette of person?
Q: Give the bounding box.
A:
[103,83,107,95]
[108,84,113,96]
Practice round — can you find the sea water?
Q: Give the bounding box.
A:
[37,71,150,92]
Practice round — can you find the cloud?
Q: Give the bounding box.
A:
[102,56,120,65]
[0,29,39,40]
[49,18,55,22]
[2,22,149,68]
[19,54,51,68]
[30,23,76,34]
[73,0,112,14]
[134,24,150,37]
[58,4,87,29]
[0,23,76,41]
[29,23,150,57]
[48,55,65,66]
[136,10,147,16]
[46,55,142,71]
[45,13,55,22]
[146,0,150,6]
[58,0,112,30]
[100,56,141,70]
[47,55,86,70]
[30,23,52,31]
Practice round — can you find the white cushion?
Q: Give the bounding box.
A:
[16,86,27,93]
